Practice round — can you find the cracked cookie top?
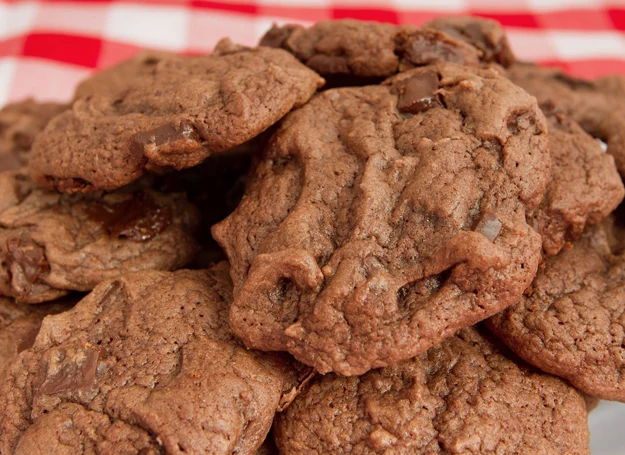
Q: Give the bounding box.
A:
[213,62,550,375]
[0,265,297,455]
[0,169,199,304]
[488,216,625,402]
[274,326,589,455]
[29,42,324,192]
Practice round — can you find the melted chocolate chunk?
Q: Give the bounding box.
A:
[37,343,100,395]
[396,71,440,114]
[6,236,49,283]
[131,123,203,159]
[88,192,172,242]
[475,212,503,242]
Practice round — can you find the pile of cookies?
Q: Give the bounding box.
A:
[1,16,624,454]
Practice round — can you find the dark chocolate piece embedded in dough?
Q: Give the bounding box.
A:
[214,62,549,375]
[0,169,199,304]
[424,15,515,67]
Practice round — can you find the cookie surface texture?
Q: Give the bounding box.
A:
[274,327,590,455]
[213,63,550,375]
[488,218,625,402]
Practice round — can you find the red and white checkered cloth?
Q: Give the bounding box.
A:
[1,0,625,107]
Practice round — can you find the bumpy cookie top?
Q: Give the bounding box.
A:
[528,103,623,256]
[0,99,66,170]
[0,265,294,455]
[213,62,550,375]
[29,43,324,192]
[260,19,481,78]
[488,218,625,402]
[274,327,590,455]
[508,63,625,177]
[0,169,199,303]
[0,296,74,376]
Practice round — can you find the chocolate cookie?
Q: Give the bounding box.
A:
[29,42,324,192]
[0,264,298,455]
[0,99,67,171]
[0,169,199,303]
[260,19,486,82]
[424,15,516,67]
[528,103,623,256]
[508,62,625,176]
[488,219,625,401]
[0,296,74,376]
[274,326,589,455]
[213,63,550,375]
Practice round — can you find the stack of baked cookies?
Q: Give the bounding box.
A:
[1,16,624,455]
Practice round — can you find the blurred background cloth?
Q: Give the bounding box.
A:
[0,0,624,105]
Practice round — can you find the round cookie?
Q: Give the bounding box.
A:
[488,219,625,402]
[423,15,516,67]
[260,19,481,80]
[213,62,550,375]
[0,169,199,303]
[508,62,625,177]
[274,326,590,455]
[29,41,324,192]
[528,103,624,256]
[0,99,67,171]
[0,296,74,376]
[0,264,299,455]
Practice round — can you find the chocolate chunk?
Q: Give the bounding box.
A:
[6,236,49,284]
[400,30,478,67]
[396,71,440,114]
[131,123,203,162]
[475,212,502,242]
[37,343,100,395]
[424,16,515,67]
[88,192,172,242]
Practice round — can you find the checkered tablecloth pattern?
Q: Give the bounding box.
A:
[1,0,625,107]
